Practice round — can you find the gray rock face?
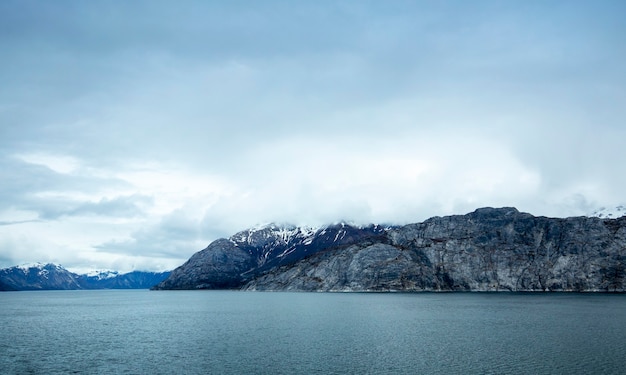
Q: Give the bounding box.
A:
[245,241,437,291]
[152,239,254,289]
[158,208,626,292]
[386,207,626,291]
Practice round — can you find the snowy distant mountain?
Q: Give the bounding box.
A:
[84,269,119,280]
[0,263,170,291]
[0,263,81,291]
[590,205,626,219]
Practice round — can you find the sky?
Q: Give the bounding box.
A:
[1,1,625,273]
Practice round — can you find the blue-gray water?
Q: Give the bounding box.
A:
[1,291,625,374]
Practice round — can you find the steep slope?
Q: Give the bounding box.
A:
[0,279,16,291]
[152,223,387,289]
[244,241,437,291]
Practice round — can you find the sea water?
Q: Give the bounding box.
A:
[1,290,625,374]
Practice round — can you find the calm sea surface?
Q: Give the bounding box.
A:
[1,290,625,374]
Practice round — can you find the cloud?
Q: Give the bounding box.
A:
[93,205,213,270]
[55,194,153,219]
[0,1,625,270]
[0,155,145,220]
[0,219,42,227]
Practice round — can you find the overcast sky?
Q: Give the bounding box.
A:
[1,1,625,272]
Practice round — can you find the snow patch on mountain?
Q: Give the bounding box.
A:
[590,205,626,219]
[1,263,171,290]
[229,223,320,247]
[84,270,120,280]
[17,262,45,273]
[16,262,64,274]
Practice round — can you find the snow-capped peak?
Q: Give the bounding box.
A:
[16,262,45,272]
[230,223,320,246]
[16,262,62,273]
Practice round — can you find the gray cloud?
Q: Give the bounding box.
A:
[0,219,42,226]
[33,194,153,221]
[0,155,142,220]
[70,195,152,217]
[94,208,210,262]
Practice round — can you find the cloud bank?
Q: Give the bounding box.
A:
[1,1,624,271]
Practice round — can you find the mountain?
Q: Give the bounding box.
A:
[0,279,16,291]
[0,263,82,290]
[153,223,388,290]
[76,270,172,289]
[154,207,626,292]
[0,263,170,291]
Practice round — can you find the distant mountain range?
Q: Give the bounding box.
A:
[0,263,170,291]
[153,207,626,292]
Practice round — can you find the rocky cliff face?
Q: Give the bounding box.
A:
[156,208,626,292]
[386,207,626,292]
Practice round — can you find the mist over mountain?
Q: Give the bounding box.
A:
[154,208,626,292]
[0,263,170,291]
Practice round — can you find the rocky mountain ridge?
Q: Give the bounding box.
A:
[154,208,626,292]
[153,222,388,290]
[0,263,170,291]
